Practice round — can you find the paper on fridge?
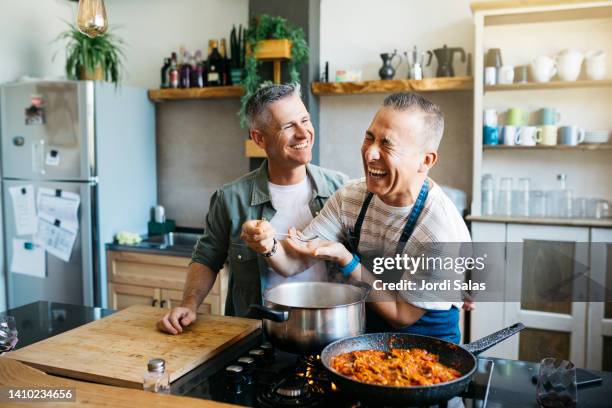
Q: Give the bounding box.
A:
[37,187,80,228]
[8,185,37,235]
[35,213,77,262]
[10,238,46,278]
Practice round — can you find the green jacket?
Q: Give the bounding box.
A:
[191,160,348,316]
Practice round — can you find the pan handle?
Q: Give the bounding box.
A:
[463,322,525,355]
[248,304,289,322]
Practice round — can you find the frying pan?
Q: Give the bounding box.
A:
[320,323,525,406]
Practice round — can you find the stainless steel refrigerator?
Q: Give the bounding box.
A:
[1,80,156,309]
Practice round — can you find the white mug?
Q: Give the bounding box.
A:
[585,50,606,80]
[502,125,521,146]
[517,126,542,146]
[557,49,584,82]
[498,65,514,84]
[484,67,497,85]
[530,56,557,83]
[483,109,498,127]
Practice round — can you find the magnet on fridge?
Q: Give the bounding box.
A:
[46,150,60,166]
[21,187,26,195]
[54,219,61,227]
[55,189,62,197]
[24,241,34,250]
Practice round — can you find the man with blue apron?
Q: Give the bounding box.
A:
[348,179,460,344]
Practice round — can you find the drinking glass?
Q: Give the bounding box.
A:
[530,190,546,218]
[496,177,513,216]
[572,197,587,218]
[536,358,577,408]
[557,189,574,218]
[481,174,496,216]
[512,178,530,217]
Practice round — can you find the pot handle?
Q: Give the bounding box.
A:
[248,304,289,322]
[463,322,525,355]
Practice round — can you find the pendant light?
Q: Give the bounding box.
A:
[76,0,108,38]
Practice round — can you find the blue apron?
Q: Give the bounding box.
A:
[348,179,460,344]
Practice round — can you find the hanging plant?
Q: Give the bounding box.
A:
[239,15,309,127]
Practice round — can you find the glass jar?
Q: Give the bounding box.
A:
[143,358,170,394]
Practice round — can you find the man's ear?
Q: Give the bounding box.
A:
[418,151,438,172]
[250,129,266,149]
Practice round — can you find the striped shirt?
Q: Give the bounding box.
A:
[303,178,471,310]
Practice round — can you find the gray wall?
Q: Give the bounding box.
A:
[156,100,249,227]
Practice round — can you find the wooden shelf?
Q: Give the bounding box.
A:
[467,214,612,228]
[471,1,612,25]
[148,86,244,102]
[484,144,612,151]
[245,140,266,158]
[311,77,473,96]
[484,79,612,92]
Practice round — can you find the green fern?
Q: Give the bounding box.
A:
[54,22,125,85]
[239,15,309,128]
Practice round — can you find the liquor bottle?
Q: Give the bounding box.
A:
[180,51,191,88]
[207,40,222,86]
[169,53,179,89]
[191,50,204,88]
[219,38,229,85]
[160,58,170,88]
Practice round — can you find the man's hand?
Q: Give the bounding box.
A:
[285,227,353,266]
[157,306,197,335]
[241,220,276,254]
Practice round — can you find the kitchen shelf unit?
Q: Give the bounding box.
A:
[483,144,612,151]
[148,86,244,102]
[311,76,473,96]
[470,0,612,370]
[485,78,612,92]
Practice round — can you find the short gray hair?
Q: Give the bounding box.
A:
[245,83,302,130]
[382,92,444,150]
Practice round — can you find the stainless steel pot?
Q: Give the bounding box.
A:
[249,282,368,355]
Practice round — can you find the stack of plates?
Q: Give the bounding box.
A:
[584,130,610,144]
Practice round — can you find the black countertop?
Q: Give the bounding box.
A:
[105,241,194,257]
[2,301,611,407]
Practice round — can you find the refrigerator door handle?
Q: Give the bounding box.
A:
[31,139,46,175]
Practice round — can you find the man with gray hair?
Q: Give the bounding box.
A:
[242,92,471,343]
[157,83,347,334]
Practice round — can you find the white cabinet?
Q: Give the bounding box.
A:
[587,228,612,370]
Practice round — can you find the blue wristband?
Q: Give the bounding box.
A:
[339,253,360,277]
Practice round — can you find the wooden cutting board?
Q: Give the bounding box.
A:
[5,304,260,389]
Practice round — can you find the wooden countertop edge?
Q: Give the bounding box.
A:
[467,215,612,228]
[0,357,239,407]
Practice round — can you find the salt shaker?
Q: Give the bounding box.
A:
[143,358,170,394]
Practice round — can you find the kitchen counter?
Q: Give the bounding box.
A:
[467,214,612,228]
[105,230,204,257]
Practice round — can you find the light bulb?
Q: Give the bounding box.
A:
[77,0,108,38]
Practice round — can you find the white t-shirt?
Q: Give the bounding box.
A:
[266,177,328,288]
[304,178,471,310]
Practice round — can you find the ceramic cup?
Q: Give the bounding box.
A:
[539,108,561,125]
[559,126,585,145]
[483,126,499,145]
[517,126,542,146]
[540,125,558,146]
[557,49,584,82]
[506,108,526,126]
[585,50,606,80]
[484,67,497,85]
[514,65,528,83]
[498,65,515,84]
[531,56,557,83]
[483,108,498,127]
[501,126,521,146]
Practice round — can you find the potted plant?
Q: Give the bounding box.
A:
[229,24,245,85]
[55,23,125,84]
[239,15,309,127]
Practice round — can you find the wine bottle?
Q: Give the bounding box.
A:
[169,52,179,89]
[219,38,229,85]
[160,58,170,88]
[207,40,222,86]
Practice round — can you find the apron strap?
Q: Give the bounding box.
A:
[351,192,374,256]
[396,179,429,254]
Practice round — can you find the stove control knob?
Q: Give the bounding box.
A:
[260,342,275,361]
[225,365,244,394]
[248,349,265,366]
[237,356,255,384]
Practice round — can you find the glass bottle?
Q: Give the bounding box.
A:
[512,177,530,217]
[169,52,179,89]
[219,38,229,85]
[143,358,170,394]
[207,40,222,86]
[556,174,573,218]
[496,177,513,216]
[180,51,192,88]
[191,50,204,88]
[160,58,170,88]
